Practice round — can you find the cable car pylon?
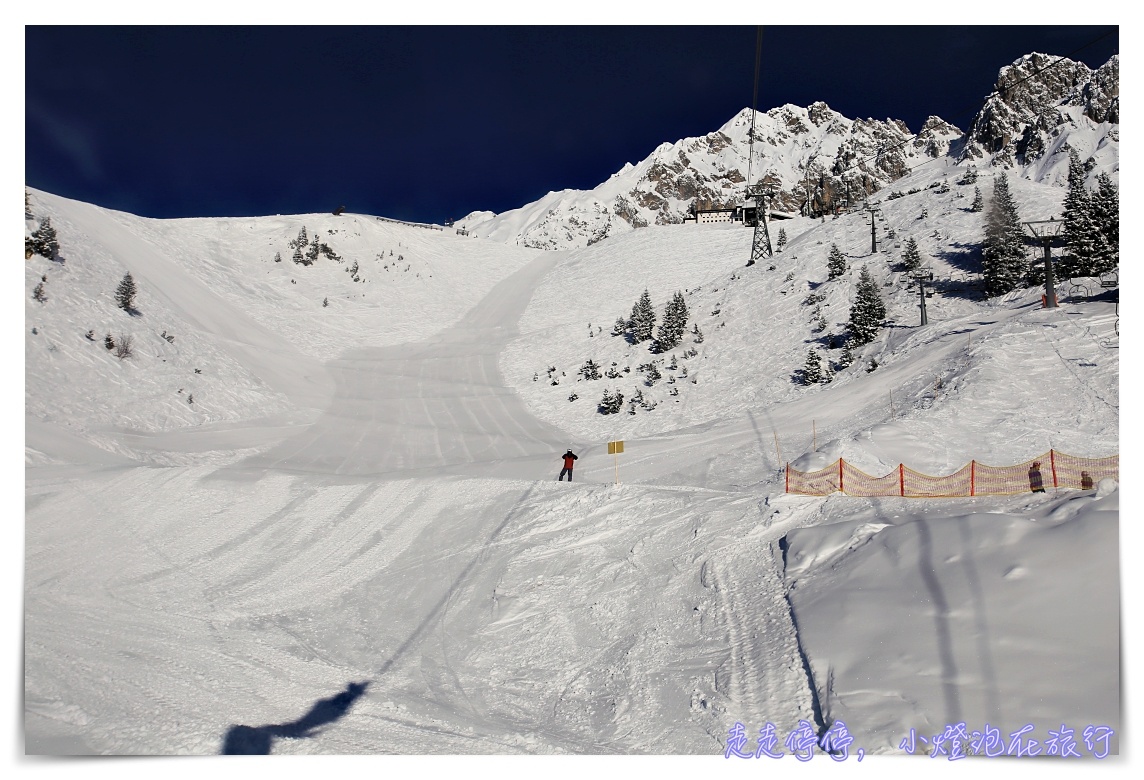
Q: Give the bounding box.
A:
[745,26,772,267]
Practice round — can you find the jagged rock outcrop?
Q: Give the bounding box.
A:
[460,52,1117,251]
[960,53,1119,171]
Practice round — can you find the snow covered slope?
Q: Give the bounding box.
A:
[24,53,1119,757]
[25,189,538,464]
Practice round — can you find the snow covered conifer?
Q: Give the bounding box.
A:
[115,272,138,312]
[970,186,984,212]
[629,289,656,343]
[901,237,922,271]
[838,341,854,369]
[611,317,627,337]
[652,291,689,352]
[776,227,788,252]
[306,236,321,264]
[579,359,601,381]
[1092,172,1119,275]
[827,244,846,279]
[847,265,885,346]
[32,282,47,303]
[598,388,624,415]
[292,246,305,264]
[802,349,822,384]
[30,217,60,261]
[274,251,282,263]
[1060,149,1098,279]
[982,173,1027,297]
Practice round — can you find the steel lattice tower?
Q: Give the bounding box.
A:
[745,183,772,266]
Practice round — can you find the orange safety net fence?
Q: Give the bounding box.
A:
[786,450,1118,497]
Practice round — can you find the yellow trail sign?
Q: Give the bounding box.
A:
[608,440,624,484]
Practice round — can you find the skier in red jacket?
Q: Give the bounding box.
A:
[558,448,578,482]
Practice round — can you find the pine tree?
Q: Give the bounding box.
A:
[598,389,624,414]
[298,226,308,247]
[306,235,321,264]
[847,265,886,346]
[292,246,305,264]
[629,289,656,343]
[802,349,822,384]
[1092,172,1119,275]
[116,272,138,312]
[982,173,1027,297]
[970,186,984,212]
[652,291,689,352]
[579,359,601,380]
[30,217,60,261]
[776,227,788,252]
[827,244,847,279]
[838,341,855,368]
[901,237,922,271]
[274,251,282,263]
[32,282,47,303]
[1060,149,1099,279]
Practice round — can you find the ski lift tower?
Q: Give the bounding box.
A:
[745,182,774,266]
[1024,218,1063,309]
[909,267,935,326]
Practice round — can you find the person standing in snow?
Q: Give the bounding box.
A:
[1028,462,1045,493]
[558,448,578,482]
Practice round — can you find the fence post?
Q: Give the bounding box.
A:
[970,460,976,497]
[1050,449,1058,488]
[785,463,790,493]
[839,459,844,494]
[899,463,905,496]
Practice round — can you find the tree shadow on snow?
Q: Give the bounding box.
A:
[220,681,369,754]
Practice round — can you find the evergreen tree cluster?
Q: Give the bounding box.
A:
[827,244,847,279]
[288,226,342,266]
[847,265,886,346]
[651,291,689,352]
[28,217,60,261]
[982,173,1028,297]
[1059,149,1119,279]
[801,349,835,385]
[578,359,601,381]
[598,389,625,415]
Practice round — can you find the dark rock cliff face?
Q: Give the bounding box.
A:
[961,53,1119,166]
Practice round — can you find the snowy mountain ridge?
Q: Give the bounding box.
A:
[458,52,1119,251]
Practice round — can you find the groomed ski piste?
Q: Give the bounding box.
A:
[23,158,1122,771]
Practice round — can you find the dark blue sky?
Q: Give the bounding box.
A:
[25,26,1118,223]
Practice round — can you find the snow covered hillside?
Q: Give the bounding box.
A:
[458,53,1117,252]
[24,54,1119,758]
